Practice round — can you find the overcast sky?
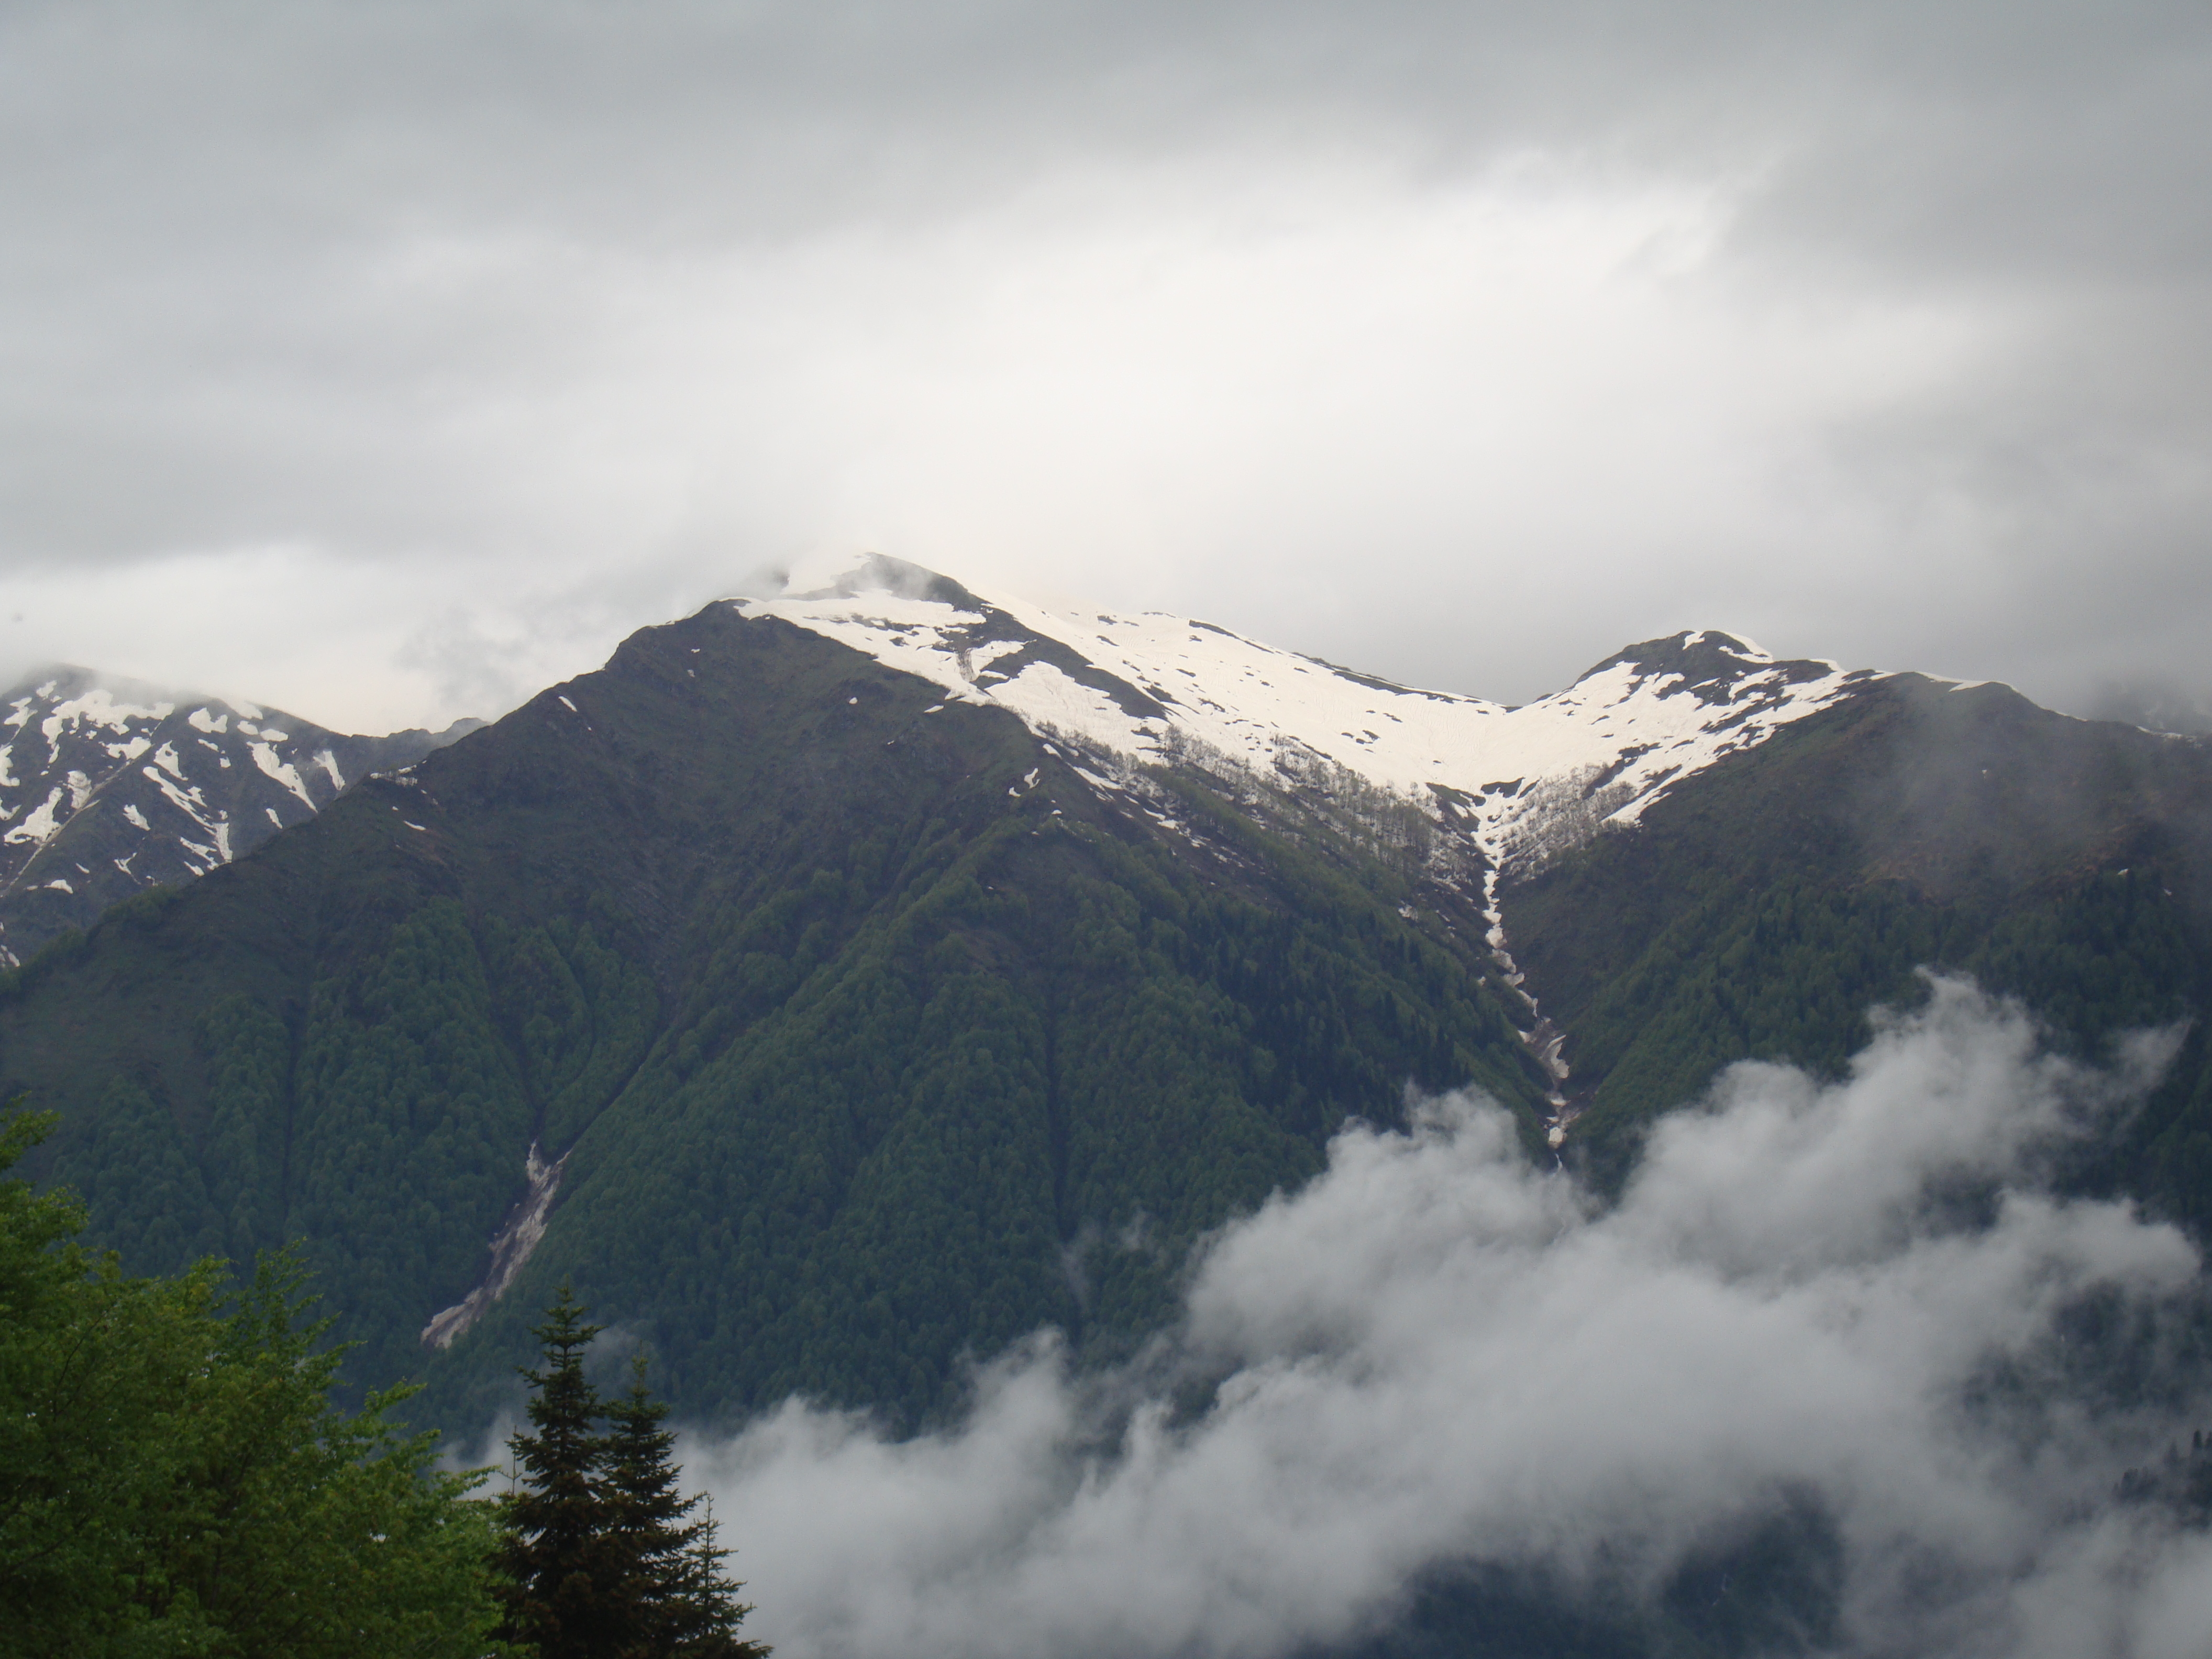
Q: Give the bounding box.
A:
[3,1,2207,732]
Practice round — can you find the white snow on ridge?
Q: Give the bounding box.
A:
[40,687,176,740]
[741,555,1888,1141]
[249,742,318,809]
[738,556,1878,880]
[4,788,65,847]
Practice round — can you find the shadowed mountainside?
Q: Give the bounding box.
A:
[0,605,1549,1429]
[1507,674,2212,1206]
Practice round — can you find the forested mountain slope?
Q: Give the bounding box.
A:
[1506,672,2212,1205]
[9,559,2212,1445]
[0,604,1550,1428]
[0,665,478,965]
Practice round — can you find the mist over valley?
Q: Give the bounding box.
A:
[7,3,2210,1649]
[10,558,2212,1655]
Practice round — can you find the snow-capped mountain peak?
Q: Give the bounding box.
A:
[0,666,478,965]
[738,557,1898,1143]
[737,556,1882,879]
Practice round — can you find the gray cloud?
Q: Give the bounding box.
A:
[680,982,2212,1659]
[2,2,2207,726]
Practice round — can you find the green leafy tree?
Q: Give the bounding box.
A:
[0,1106,506,1658]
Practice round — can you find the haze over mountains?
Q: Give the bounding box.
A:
[9,556,2212,1655]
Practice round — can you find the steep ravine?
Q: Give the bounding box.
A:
[421,1141,571,1351]
[1478,867,1574,1146]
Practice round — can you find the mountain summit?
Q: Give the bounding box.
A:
[0,666,479,964]
[738,557,1909,1134]
[740,556,1884,880]
[2,559,2207,1441]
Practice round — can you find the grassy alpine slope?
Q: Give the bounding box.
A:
[0,604,1552,1429]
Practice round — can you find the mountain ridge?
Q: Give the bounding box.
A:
[7,562,2210,1659]
[4,557,2208,1442]
[0,601,1551,1428]
[0,663,482,965]
[732,557,1940,1138]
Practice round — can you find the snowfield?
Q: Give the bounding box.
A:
[740,554,1889,882]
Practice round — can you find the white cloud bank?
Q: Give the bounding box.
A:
[6,3,2209,728]
[686,981,2212,1658]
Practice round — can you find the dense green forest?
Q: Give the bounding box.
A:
[1508,674,2212,1208]
[0,607,1551,1430]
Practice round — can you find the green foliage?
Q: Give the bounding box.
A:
[290,900,539,1389]
[495,1287,624,1658]
[65,1077,219,1271]
[454,779,1548,1429]
[487,919,658,1156]
[0,1109,505,1658]
[1552,865,2212,1197]
[494,1287,765,1659]
[200,996,291,1266]
[1965,869,2198,1047]
[602,1359,765,1659]
[1558,879,1956,1164]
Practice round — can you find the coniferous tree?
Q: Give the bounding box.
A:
[494,1284,624,1658]
[496,1289,768,1658]
[603,1354,768,1658]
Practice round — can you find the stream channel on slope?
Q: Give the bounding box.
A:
[1479,867,1575,1149]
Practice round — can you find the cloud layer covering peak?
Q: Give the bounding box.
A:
[686,981,2212,1658]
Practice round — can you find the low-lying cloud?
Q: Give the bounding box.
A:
[683,980,2212,1658]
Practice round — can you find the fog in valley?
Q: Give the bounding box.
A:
[639,982,2212,1659]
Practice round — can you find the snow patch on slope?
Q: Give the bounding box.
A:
[738,555,1876,882]
[250,742,317,809]
[740,556,1889,1145]
[4,788,65,847]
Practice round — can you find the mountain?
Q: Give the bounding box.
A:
[1506,665,2212,1204]
[3,557,2208,1440]
[740,556,1895,1137]
[0,665,481,966]
[0,593,1550,1428]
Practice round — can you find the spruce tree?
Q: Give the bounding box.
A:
[603,1354,769,1658]
[494,1283,624,1658]
[496,1288,768,1658]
